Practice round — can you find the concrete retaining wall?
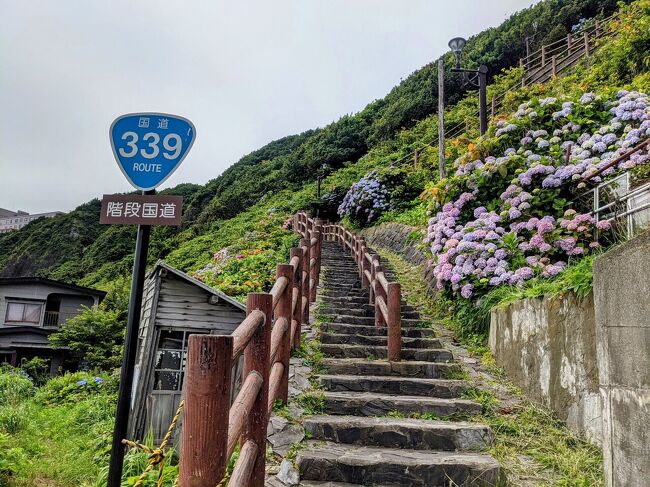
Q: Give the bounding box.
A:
[489,293,602,444]
[593,232,650,487]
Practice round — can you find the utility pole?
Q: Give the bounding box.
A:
[437,59,446,179]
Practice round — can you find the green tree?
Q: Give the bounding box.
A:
[49,307,125,371]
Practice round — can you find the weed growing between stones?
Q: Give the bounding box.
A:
[294,390,325,416]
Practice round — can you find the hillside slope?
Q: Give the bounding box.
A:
[0,0,623,286]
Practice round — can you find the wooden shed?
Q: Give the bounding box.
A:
[128,261,246,444]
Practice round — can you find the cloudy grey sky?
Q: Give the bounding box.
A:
[0,0,536,213]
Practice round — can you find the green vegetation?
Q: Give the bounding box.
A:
[2,1,648,485]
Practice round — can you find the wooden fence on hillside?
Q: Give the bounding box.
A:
[177,214,324,487]
[323,221,403,362]
[397,12,621,166]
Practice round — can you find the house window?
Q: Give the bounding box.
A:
[152,329,189,391]
[5,301,44,325]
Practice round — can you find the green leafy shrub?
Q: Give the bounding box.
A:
[34,372,116,407]
[0,405,28,435]
[19,357,50,386]
[0,368,34,406]
[49,307,125,371]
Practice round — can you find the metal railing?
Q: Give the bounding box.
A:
[578,140,650,240]
[43,311,75,328]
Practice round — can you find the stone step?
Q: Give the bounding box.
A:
[297,442,502,487]
[299,482,369,487]
[323,391,481,417]
[320,344,453,362]
[322,358,462,379]
[303,415,493,451]
[320,333,442,350]
[329,315,427,327]
[320,323,435,338]
[318,374,468,398]
[320,299,410,309]
[320,306,420,319]
[321,290,370,298]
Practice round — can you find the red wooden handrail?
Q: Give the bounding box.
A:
[179,212,324,487]
[323,221,402,362]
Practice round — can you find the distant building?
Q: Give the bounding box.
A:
[0,208,65,233]
[0,277,106,375]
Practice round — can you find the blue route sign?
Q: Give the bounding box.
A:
[109,112,196,191]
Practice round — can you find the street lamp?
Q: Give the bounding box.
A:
[447,37,488,135]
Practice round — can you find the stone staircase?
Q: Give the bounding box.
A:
[295,241,503,486]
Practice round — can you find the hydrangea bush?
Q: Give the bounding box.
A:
[426,90,649,299]
[338,171,391,225]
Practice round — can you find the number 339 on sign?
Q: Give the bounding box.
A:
[109,112,196,191]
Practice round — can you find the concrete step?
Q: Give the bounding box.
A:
[303,415,493,451]
[320,323,435,338]
[318,374,468,398]
[320,344,453,362]
[321,358,462,379]
[323,391,481,417]
[297,442,502,487]
[320,333,442,349]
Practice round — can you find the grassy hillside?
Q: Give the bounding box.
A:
[0,0,623,287]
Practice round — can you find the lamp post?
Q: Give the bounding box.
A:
[448,37,488,135]
[316,164,329,217]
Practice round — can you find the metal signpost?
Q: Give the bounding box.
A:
[105,113,196,487]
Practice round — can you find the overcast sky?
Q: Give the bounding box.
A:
[0,0,537,213]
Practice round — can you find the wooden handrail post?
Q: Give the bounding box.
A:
[583,31,590,55]
[290,247,303,351]
[275,264,294,404]
[490,97,496,117]
[243,293,272,487]
[551,55,557,77]
[374,267,387,328]
[369,255,379,305]
[357,237,366,280]
[541,45,546,66]
[360,244,370,289]
[179,335,233,487]
[300,238,310,330]
[310,230,322,303]
[567,32,572,49]
[312,219,324,302]
[387,282,402,362]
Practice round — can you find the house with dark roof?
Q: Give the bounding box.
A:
[0,277,106,374]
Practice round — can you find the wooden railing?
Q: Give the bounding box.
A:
[177,213,323,487]
[323,221,402,361]
[444,14,619,141]
[520,13,618,87]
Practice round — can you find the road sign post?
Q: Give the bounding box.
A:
[105,113,195,487]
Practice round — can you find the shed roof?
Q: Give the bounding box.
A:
[151,261,246,312]
[0,277,106,299]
